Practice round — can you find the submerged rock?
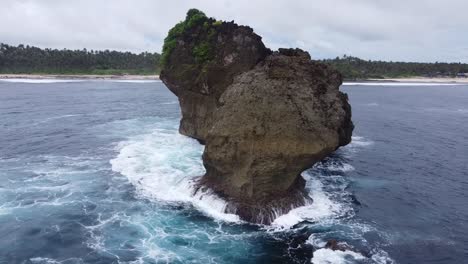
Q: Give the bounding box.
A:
[160,9,353,224]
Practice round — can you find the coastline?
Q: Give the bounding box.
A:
[2,74,468,83]
[366,77,468,83]
[0,74,160,80]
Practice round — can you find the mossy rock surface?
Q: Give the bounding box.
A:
[160,9,271,141]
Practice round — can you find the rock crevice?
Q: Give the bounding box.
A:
[161,9,353,224]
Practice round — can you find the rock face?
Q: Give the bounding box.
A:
[160,9,353,224]
[160,9,271,142]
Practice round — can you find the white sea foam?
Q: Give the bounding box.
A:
[307,233,328,248]
[160,101,178,105]
[111,122,369,229]
[314,161,355,172]
[271,134,394,263]
[109,120,393,263]
[33,114,83,125]
[0,78,161,84]
[308,233,395,264]
[311,248,366,264]
[0,78,84,83]
[29,257,85,264]
[343,82,465,86]
[29,257,62,264]
[142,245,179,264]
[110,123,240,223]
[271,174,348,230]
[112,80,161,83]
[0,207,10,216]
[370,249,396,264]
[345,136,374,151]
[0,155,104,214]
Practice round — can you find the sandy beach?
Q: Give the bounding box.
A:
[368,77,468,83]
[0,74,160,80]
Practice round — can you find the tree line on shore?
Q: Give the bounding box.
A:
[321,55,468,79]
[1,43,467,79]
[0,43,160,75]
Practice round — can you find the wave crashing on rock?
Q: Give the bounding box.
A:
[160,9,353,224]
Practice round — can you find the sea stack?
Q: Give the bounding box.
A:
[160,9,353,224]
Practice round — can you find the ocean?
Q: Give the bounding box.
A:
[0,79,467,264]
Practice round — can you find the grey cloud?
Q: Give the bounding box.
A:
[1,0,467,62]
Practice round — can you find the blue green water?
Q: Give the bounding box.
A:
[0,79,467,263]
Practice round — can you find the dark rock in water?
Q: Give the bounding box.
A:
[324,239,352,252]
[160,9,353,224]
[201,50,353,224]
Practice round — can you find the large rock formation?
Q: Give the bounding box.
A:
[160,9,353,224]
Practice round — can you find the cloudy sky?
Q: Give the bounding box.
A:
[2,0,467,62]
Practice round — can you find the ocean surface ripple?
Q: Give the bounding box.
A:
[0,80,467,263]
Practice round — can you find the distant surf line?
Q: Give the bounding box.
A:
[0,78,161,84]
[343,82,467,86]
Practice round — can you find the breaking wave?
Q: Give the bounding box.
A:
[110,119,240,222]
[311,248,365,264]
[112,80,161,83]
[110,117,391,263]
[0,78,161,84]
[343,82,466,86]
[0,78,84,83]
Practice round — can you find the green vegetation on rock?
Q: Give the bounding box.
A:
[185,9,208,28]
[212,20,222,26]
[161,9,219,68]
[193,42,213,63]
[162,9,207,67]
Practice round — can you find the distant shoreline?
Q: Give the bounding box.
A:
[0,74,160,80]
[1,74,468,84]
[358,77,468,83]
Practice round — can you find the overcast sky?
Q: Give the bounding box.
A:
[2,0,467,62]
